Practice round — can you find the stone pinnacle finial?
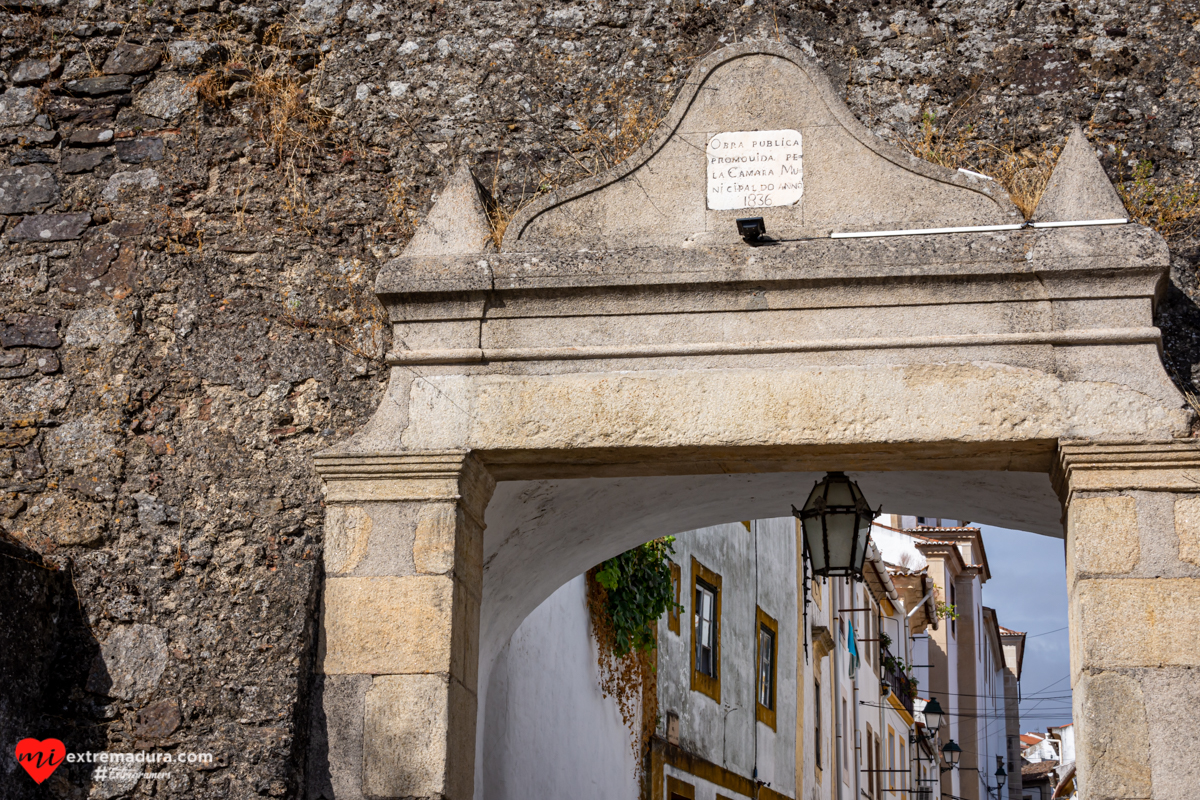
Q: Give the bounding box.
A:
[1031,125,1128,223]
[403,163,496,256]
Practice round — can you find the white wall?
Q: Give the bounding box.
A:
[481,575,638,800]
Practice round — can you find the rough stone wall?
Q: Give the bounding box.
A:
[0,0,1198,797]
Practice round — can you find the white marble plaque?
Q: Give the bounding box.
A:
[706,129,803,211]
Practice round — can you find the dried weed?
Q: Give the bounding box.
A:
[900,111,1060,219]
[484,73,667,248]
[1117,160,1200,241]
[189,22,336,230]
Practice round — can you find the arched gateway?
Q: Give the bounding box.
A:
[309,42,1199,800]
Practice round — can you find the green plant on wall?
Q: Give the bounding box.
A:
[935,601,959,621]
[593,537,682,657]
[587,536,682,783]
[878,631,920,699]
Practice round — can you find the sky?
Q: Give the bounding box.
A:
[979,524,1074,732]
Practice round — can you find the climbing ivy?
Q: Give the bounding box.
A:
[594,537,682,657]
[586,537,682,783]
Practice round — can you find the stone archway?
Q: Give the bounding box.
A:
[310,41,1200,800]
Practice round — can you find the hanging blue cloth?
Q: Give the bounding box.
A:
[848,621,861,677]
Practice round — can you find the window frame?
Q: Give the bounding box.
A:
[866,723,876,798]
[842,697,850,784]
[950,582,957,636]
[667,775,695,800]
[814,675,823,777]
[690,557,722,703]
[667,560,681,635]
[755,606,779,729]
[887,726,896,794]
[874,732,883,800]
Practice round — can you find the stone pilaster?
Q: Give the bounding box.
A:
[1055,441,1200,800]
[309,451,495,800]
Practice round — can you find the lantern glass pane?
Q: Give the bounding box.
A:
[803,518,827,573]
[851,521,868,572]
[826,477,853,506]
[802,481,823,512]
[826,511,855,568]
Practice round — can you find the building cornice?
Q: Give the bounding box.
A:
[1053,439,1200,505]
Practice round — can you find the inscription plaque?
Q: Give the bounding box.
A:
[706,129,803,211]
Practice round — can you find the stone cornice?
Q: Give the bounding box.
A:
[377,224,1166,300]
[386,327,1162,366]
[314,451,495,523]
[1053,439,1200,502]
[915,540,970,577]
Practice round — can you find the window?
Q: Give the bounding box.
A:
[867,724,876,798]
[667,561,681,635]
[950,583,956,636]
[874,734,883,800]
[696,583,717,674]
[865,606,875,669]
[888,727,896,793]
[814,677,823,773]
[899,740,907,798]
[842,698,850,780]
[667,776,695,800]
[690,558,721,702]
[756,607,778,729]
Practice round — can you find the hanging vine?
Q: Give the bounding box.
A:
[586,537,681,779]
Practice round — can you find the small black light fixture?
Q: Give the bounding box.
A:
[880,678,891,698]
[793,471,880,581]
[736,216,766,242]
[941,739,962,770]
[922,697,945,734]
[995,764,1007,791]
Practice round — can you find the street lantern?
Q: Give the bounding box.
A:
[793,471,880,581]
[995,764,1007,791]
[922,697,945,733]
[941,740,962,768]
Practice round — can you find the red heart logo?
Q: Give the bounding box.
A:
[15,738,66,784]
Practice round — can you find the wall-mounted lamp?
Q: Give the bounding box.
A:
[737,216,766,242]
[922,697,945,733]
[940,739,961,773]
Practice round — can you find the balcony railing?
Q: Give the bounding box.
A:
[882,649,915,715]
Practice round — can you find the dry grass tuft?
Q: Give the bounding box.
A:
[900,112,1060,219]
[481,78,666,250]
[565,81,664,174]
[976,142,1061,219]
[901,112,974,171]
[191,28,332,164]
[1117,160,1200,241]
[486,201,520,251]
[189,24,336,230]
